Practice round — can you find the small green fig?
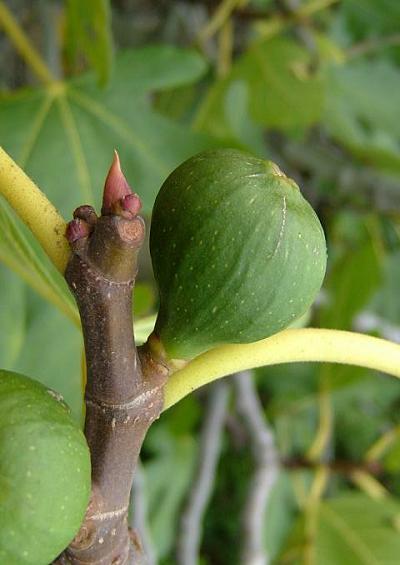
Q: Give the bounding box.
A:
[150,149,327,359]
[0,370,91,565]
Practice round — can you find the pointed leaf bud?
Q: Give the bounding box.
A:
[113,193,142,219]
[102,150,133,215]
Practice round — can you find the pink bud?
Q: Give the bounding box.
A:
[102,150,133,215]
[73,205,97,226]
[120,193,142,217]
[65,219,91,243]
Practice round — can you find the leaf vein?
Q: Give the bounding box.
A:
[321,504,379,565]
[57,95,93,203]
[18,95,53,168]
[68,88,169,176]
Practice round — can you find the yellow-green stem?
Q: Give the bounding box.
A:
[254,0,339,40]
[197,0,247,44]
[163,328,400,410]
[306,369,332,462]
[365,425,400,463]
[0,147,69,272]
[217,19,234,78]
[0,1,54,85]
[303,465,329,565]
[350,470,388,500]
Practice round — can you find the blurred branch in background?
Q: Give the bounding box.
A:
[197,0,248,47]
[130,460,158,565]
[252,0,339,41]
[37,0,62,79]
[177,381,229,565]
[347,32,400,60]
[0,0,54,84]
[234,371,279,565]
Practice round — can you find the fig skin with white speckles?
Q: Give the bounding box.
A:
[0,371,91,565]
[150,149,327,359]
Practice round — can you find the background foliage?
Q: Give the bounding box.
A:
[1,0,400,563]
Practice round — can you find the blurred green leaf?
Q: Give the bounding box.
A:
[195,37,324,138]
[0,196,78,324]
[9,290,82,422]
[342,0,400,40]
[260,363,368,420]
[0,265,25,367]
[224,80,265,154]
[263,471,298,560]
[324,60,400,172]
[133,283,155,318]
[316,494,400,564]
[333,372,400,460]
[163,393,202,437]
[320,238,382,330]
[143,426,197,558]
[0,45,215,219]
[154,84,197,122]
[371,250,400,325]
[65,0,113,85]
[383,436,400,474]
[259,361,394,459]
[281,493,400,564]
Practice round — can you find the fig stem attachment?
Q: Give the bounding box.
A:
[163,328,400,410]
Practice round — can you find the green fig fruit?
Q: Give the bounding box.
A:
[150,149,327,359]
[0,370,91,565]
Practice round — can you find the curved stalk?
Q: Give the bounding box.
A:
[163,328,400,410]
[0,1,54,84]
[0,147,69,272]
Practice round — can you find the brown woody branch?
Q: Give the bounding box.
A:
[56,154,168,564]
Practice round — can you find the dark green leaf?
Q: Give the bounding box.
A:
[0,265,25,367]
[142,426,197,557]
[195,37,324,138]
[324,60,400,172]
[10,291,82,423]
[320,238,382,330]
[133,283,155,317]
[371,250,400,325]
[281,493,400,564]
[0,196,78,324]
[263,471,298,560]
[0,46,214,219]
[316,494,400,564]
[65,0,114,85]
[342,0,400,40]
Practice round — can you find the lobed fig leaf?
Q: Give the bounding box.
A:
[0,370,91,565]
[150,149,327,359]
